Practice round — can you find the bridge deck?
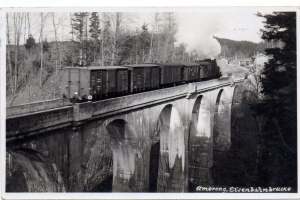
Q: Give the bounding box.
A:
[6,77,244,141]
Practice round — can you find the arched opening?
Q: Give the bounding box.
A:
[212,89,231,186]
[229,87,259,186]
[188,95,213,191]
[148,141,160,192]
[153,104,185,192]
[213,89,224,145]
[190,96,202,137]
[6,149,65,192]
[195,96,211,138]
[106,119,136,192]
[210,85,259,187]
[82,121,114,193]
[90,175,113,192]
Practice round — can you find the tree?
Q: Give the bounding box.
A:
[89,12,101,63]
[102,13,113,66]
[6,13,12,95]
[111,12,122,65]
[138,24,151,62]
[161,13,177,63]
[39,13,45,87]
[12,13,25,94]
[25,34,36,50]
[51,13,61,69]
[256,12,297,191]
[71,12,89,65]
[117,34,134,65]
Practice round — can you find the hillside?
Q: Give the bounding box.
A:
[6,70,63,106]
[214,36,269,59]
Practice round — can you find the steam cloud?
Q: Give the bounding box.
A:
[175,12,223,59]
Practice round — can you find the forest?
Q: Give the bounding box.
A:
[6,12,200,105]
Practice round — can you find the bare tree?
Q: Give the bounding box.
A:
[52,13,61,69]
[102,13,113,66]
[6,13,12,94]
[153,13,160,63]
[12,13,25,94]
[39,13,45,87]
[52,13,62,98]
[111,12,121,65]
[148,13,158,63]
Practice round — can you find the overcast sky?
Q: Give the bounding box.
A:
[8,8,274,57]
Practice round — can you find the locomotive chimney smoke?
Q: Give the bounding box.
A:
[175,12,223,59]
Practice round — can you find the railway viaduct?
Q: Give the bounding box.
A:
[6,76,260,192]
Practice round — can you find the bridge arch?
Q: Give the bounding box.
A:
[213,89,225,147]
[188,94,214,191]
[149,104,185,192]
[6,148,65,192]
[230,84,260,186]
[105,119,137,192]
[211,88,232,186]
[211,84,260,187]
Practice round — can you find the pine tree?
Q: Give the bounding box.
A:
[71,12,88,66]
[25,34,36,50]
[257,12,297,191]
[139,24,151,62]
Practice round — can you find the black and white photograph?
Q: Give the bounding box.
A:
[1,4,299,199]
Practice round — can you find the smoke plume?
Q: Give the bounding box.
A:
[175,12,223,59]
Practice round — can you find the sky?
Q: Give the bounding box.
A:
[7,8,271,57]
[175,9,266,57]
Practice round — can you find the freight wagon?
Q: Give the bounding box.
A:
[62,59,221,102]
[184,64,201,82]
[62,66,129,101]
[125,64,161,93]
[160,64,185,87]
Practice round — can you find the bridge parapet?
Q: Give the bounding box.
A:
[7,98,71,117]
[6,106,73,141]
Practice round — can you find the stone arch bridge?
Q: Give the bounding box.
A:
[6,76,260,192]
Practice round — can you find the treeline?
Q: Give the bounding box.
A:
[68,12,196,66]
[253,12,297,191]
[6,12,200,98]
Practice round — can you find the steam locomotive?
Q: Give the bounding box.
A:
[62,59,221,102]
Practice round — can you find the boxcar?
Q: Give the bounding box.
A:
[184,64,201,82]
[125,64,161,93]
[62,66,129,101]
[160,64,185,87]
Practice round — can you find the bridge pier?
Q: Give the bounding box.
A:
[68,126,85,191]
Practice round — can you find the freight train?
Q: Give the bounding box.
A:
[62,59,221,102]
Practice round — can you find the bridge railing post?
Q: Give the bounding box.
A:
[73,102,93,122]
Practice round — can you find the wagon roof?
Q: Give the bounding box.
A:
[124,63,161,68]
[64,66,127,70]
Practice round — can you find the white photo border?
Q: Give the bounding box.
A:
[0,3,299,200]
